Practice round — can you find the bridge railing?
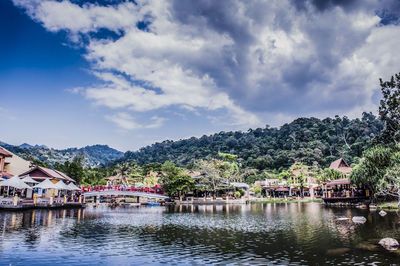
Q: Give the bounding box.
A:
[80,185,164,195]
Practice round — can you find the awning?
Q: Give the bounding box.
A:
[325,178,350,186]
[275,187,289,192]
[33,179,60,189]
[0,176,31,189]
[21,175,39,184]
[67,182,81,191]
[230,182,250,189]
[55,180,71,190]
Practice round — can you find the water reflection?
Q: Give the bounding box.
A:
[0,204,399,265]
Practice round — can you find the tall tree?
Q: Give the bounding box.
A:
[54,156,86,184]
[196,159,230,197]
[377,72,400,144]
[113,161,142,185]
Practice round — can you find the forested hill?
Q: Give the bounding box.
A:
[117,113,384,171]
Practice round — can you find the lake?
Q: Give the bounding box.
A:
[0,203,399,265]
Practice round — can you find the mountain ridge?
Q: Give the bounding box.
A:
[0,143,124,168]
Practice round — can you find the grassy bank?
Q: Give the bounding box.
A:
[377,201,399,210]
[247,198,322,204]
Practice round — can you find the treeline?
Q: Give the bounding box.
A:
[115,113,383,172]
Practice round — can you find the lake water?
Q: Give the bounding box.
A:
[0,203,399,265]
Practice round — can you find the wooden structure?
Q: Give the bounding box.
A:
[0,147,13,178]
[322,178,370,203]
[20,166,76,183]
[329,158,352,175]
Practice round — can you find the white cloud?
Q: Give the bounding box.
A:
[12,0,400,130]
[105,112,139,130]
[105,112,165,130]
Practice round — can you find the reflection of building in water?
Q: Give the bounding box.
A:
[0,209,87,232]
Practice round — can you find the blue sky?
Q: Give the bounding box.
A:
[1,0,400,151]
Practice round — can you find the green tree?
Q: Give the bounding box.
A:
[377,72,400,144]
[289,163,309,197]
[351,145,400,201]
[252,184,262,196]
[218,152,241,181]
[54,156,86,184]
[142,162,162,175]
[160,162,194,199]
[196,159,230,198]
[113,161,143,185]
[322,168,345,181]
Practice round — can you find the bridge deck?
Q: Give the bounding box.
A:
[83,190,169,199]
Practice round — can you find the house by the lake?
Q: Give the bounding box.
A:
[20,166,76,183]
[329,158,352,175]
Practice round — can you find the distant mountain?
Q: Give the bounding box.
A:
[19,143,48,149]
[0,143,123,168]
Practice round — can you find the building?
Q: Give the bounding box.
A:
[329,158,352,175]
[0,146,31,178]
[20,166,76,183]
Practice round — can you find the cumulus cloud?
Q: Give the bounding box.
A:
[13,0,400,130]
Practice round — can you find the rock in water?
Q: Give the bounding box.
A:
[379,238,399,251]
[379,210,387,217]
[352,216,367,224]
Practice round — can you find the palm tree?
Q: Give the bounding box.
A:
[114,162,143,185]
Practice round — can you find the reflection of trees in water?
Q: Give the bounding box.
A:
[160,203,345,263]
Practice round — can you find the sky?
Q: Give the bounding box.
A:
[1,0,400,152]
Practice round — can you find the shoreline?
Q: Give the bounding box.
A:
[246,198,323,204]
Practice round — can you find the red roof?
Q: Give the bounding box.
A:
[329,158,352,174]
[19,166,76,183]
[325,178,350,186]
[275,187,289,192]
[0,147,13,157]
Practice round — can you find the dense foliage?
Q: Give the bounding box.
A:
[160,162,195,198]
[351,145,400,198]
[116,113,383,171]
